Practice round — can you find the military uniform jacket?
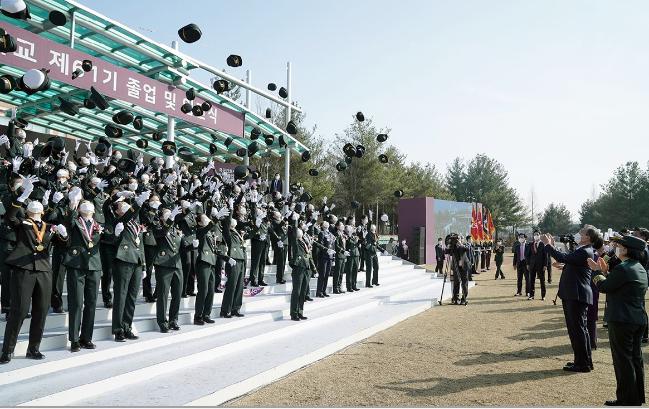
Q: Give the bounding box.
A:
[139,205,159,247]
[196,222,219,266]
[315,230,335,260]
[152,219,183,270]
[223,218,247,261]
[335,233,347,261]
[291,237,311,270]
[114,204,145,266]
[494,245,505,263]
[100,197,118,245]
[82,184,107,225]
[62,210,102,271]
[212,221,228,257]
[598,259,648,325]
[346,234,360,257]
[0,190,19,243]
[269,220,288,246]
[4,201,67,271]
[177,210,197,248]
[252,219,270,244]
[364,232,379,253]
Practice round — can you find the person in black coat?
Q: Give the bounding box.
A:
[540,226,600,373]
[526,230,548,300]
[512,233,529,296]
[434,238,445,273]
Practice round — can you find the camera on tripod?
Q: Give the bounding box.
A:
[445,233,460,248]
[558,234,575,244]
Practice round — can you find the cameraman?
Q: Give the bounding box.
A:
[445,234,470,305]
[540,225,600,373]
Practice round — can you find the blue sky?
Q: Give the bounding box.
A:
[81,0,649,222]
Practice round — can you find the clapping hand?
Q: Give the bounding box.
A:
[169,205,182,221]
[0,134,9,148]
[55,224,67,238]
[74,139,81,152]
[97,179,109,191]
[135,190,151,207]
[41,189,51,207]
[52,191,64,204]
[114,222,124,237]
[22,143,33,158]
[12,157,23,173]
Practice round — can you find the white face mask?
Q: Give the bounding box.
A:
[58,178,68,185]
[275,175,280,180]
[181,201,191,209]
[149,201,160,209]
[573,233,582,244]
[338,224,344,231]
[438,240,443,244]
[533,235,540,241]
[230,220,238,230]
[519,238,525,243]
[162,210,171,221]
[402,240,406,246]
[497,242,502,246]
[28,212,42,222]
[322,222,329,230]
[80,211,93,220]
[371,226,376,233]
[239,208,247,217]
[615,246,624,258]
[296,229,304,239]
[128,182,138,191]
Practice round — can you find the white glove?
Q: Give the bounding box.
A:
[52,191,64,204]
[344,251,350,257]
[216,207,230,220]
[192,239,199,248]
[89,155,98,166]
[227,197,234,209]
[368,210,373,219]
[0,134,9,147]
[114,222,124,236]
[164,173,177,184]
[211,207,218,217]
[97,179,109,191]
[322,196,327,204]
[117,191,136,199]
[291,212,300,221]
[312,210,320,220]
[17,174,37,202]
[22,144,33,158]
[85,141,92,152]
[169,205,182,221]
[228,258,237,267]
[78,166,88,174]
[12,157,23,173]
[277,241,284,248]
[327,249,335,256]
[74,140,81,152]
[135,190,151,207]
[68,186,82,201]
[56,224,67,237]
[61,149,69,164]
[259,234,266,241]
[329,204,336,211]
[137,153,144,164]
[33,138,39,147]
[41,189,51,207]
[255,217,262,227]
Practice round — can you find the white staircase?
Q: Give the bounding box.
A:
[0,253,464,407]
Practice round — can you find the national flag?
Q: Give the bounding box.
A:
[476,203,484,242]
[487,209,496,239]
[471,203,478,241]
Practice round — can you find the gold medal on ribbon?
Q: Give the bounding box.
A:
[88,242,94,249]
[79,217,96,250]
[30,221,47,252]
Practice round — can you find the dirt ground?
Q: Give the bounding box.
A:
[228,256,646,407]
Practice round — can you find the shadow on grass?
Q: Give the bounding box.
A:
[376,369,575,398]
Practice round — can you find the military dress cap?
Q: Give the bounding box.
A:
[267,83,277,91]
[82,59,93,72]
[344,156,353,165]
[104,124,122,138]
[224,137,233,147]
[94,142,108,157]
[13,117,27,128]
[1,0,31,20]
[250,127,261,140]
[161,141,176,156]
[227,55,243,68]
[209,143,218,155]
[378,154,388,164]
[201,100,212,111]
[136,139,148,149]
[286,120,298,135]
[336,161,347,172]
[0,29,17,53]
[233,165,248,180]
[58,97,79,116]
[351,200,360,209]
[355,145,365,158]
[247,141,259,157]
[299,192,313,202]
[278,135,288,149]
[113,110,134,125]
[301,151,311,162]
[132,116,143,130]
[48,9,66,26]
[264,134,274,146]
[250,169,261,179]
[20,68,50,95]
[265,108,272,119]
[308,168,318,177]
[185,88,196,101]
[343,143,356,157]
[192,105,203,116]
[377,133,388,143]
[83,98,96,109]
[611,235,647,251]
[180,102,192,114]
[151,132,163,141]
[213,79,229,94]
[178,23,202,43]
[356,112,365,122]
[236,148,247,157]
[47,136,65,153]
[278,87,288,98]
[89,86,109,110]
[117,158,136,173]
[0,74,17,94]
[289,183,299,194]
[394,190,404,198]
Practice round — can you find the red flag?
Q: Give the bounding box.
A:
[487,210,495,239]
[471,204,478,241]
[476,204,484,242]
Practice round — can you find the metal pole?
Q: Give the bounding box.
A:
[282,62,291,196]
[165,40,178,169]
[69,12,76,48]
[243,69,251,167]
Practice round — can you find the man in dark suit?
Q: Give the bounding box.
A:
[513,233,529,296]
[527,230,548,300]
[541,226,599,373]
[435,238,445,274]
[269,173,283,195]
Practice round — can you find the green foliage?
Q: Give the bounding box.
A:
[579,162,649,229]
[538,203,574,234]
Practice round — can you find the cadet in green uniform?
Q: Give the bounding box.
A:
[289,226,310,321]
[99,188,118,308]
[249,209,269,287]
[494,240,505,279]
[177,200,197,297]
[194,212,222,325]
[221,217,247,318]
[111,191,149,342]
[152,206,183,333]
[140,195,161,303]
[364,225,380,287]
[590,235,648,406]
[46,169,72,314]
[62,196,102,352]
[269,211,288,284]
[333,221,348,294]
[0,175,21,317]
[345,223,361,292]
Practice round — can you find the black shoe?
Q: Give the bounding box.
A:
[26,350,45,360]
[548,280,552,284]
[145,296,156,303]
[203,316,215,324]
[53,307,64,314]
[0,352,13,364]
[169,322,180,331]
[451,299,458,305]
[250,281,259,288]
[359,268,365,272]
[220,312,232,318]
[353,287,360,291]
[115,333,126,342]
[194,318,205,325]
[333,290,341,294]
[514,293,522,296]
[373,283,380,286]
[460,299,468,305]
[643,338,649,344]
[290,315,301,321]
[124,331,139,340]
[298,314,308,320]
[323,293,330,297]
[305,296,314,302]
[232,311,244,317]
[187,292,196,297]
[366,285,373,288]
[605,400,624,406]
[316,293,324,298]
[215,289,223,293]
[259,281,268,286]
[181,294,188,299]
[563,364,590,372]
[79,340,96,349]
[278,279,287,284]
[104,301,113,308]
[160,325,169,333]
[70,342,80,353]
[339,290,346,294]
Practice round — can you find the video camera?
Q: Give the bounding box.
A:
[558,234,575,244]
[445,233,460,248]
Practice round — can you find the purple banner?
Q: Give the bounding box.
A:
[0,22,244,137]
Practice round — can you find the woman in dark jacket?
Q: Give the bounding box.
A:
[589,235,648,406]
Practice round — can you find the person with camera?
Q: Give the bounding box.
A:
[540,225,600,373]
[588,235,648,406]
[445,234,470,305]
[513,233,529,297]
